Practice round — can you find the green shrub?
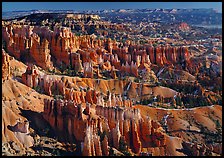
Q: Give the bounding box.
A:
[119,139,131,156]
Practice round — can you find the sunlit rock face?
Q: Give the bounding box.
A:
[2,49,11,81]
[178,22,190,32]
[2,24,192,80]
[29,38,53,70]
[19,63,179,155]
[71,53,83,73]
[2,12,222,157]
[41,90,168,155]
[83,62,94,78]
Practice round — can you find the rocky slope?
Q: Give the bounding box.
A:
[2,15,222,156]
[2,51,222,156]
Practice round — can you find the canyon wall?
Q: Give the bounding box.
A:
[2,24,191,78]
[2,49,11,81]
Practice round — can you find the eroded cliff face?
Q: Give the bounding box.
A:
[42,96,167,155]
[2,24,192,81]
[2,47,221,157]
[2,19,222,156]
[17,61,223,156]
[2,49,11,81]
[19,65,170,155]
[21,65,178,105]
